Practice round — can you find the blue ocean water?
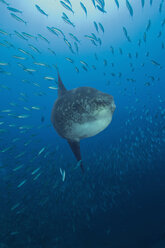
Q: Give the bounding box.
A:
[0,0,165,247]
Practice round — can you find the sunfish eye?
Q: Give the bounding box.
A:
[95,99,102,103]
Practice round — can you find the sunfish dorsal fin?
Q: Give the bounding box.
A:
[67,140,84,172]
[55,66,67,97]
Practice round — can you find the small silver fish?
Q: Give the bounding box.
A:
[51,27,65,37]
[10,13,27,24]
[123,26,131,42]
[80,2,87,16]
[69,33,80,42]
[44,76,55,81]
[22,32,36,39]
[66,57,74,63]
[114,0,119,8]
[146,19,151,32]
[0,28,9,35]
[28,44,41,53]
[14,31,28,41]
[17,179,26,188]
[94,21,99,32]
[47,26,58,36]
[37,34,50,43]
[48,48,56,55]
[60,1,74,14]
[34,62,49,67]
[0,62,9,66]
[7,7,22,13]
[35,5,48,16]
[0,0,9,6]
[63,0,72,7]
[98,22,104,33]
[13,55,26,60]
[38,147,45,155]
[126,0,133,17]
[96,5,106,13]
[62,17,75,27]
[141,0,145,8]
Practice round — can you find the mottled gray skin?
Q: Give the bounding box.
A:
[51,86,115,141]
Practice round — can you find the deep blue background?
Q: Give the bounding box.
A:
[0,0,165,247]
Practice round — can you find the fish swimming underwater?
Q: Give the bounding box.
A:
[51,71,116,172]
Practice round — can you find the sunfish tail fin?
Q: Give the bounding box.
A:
[55,65,67,97]
[67,140,84,173]
[80,160,84,173]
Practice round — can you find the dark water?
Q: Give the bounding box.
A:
[0,0,165,247]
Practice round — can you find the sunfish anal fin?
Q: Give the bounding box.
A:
[67,140,84,172]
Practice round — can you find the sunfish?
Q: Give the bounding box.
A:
[51,71,116,172]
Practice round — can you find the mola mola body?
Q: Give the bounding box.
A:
[51,71,116,171]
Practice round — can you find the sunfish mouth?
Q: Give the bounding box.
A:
[111,101,116,113]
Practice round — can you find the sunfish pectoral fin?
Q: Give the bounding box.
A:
[55,65,67,97]
[67,140,84,172]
